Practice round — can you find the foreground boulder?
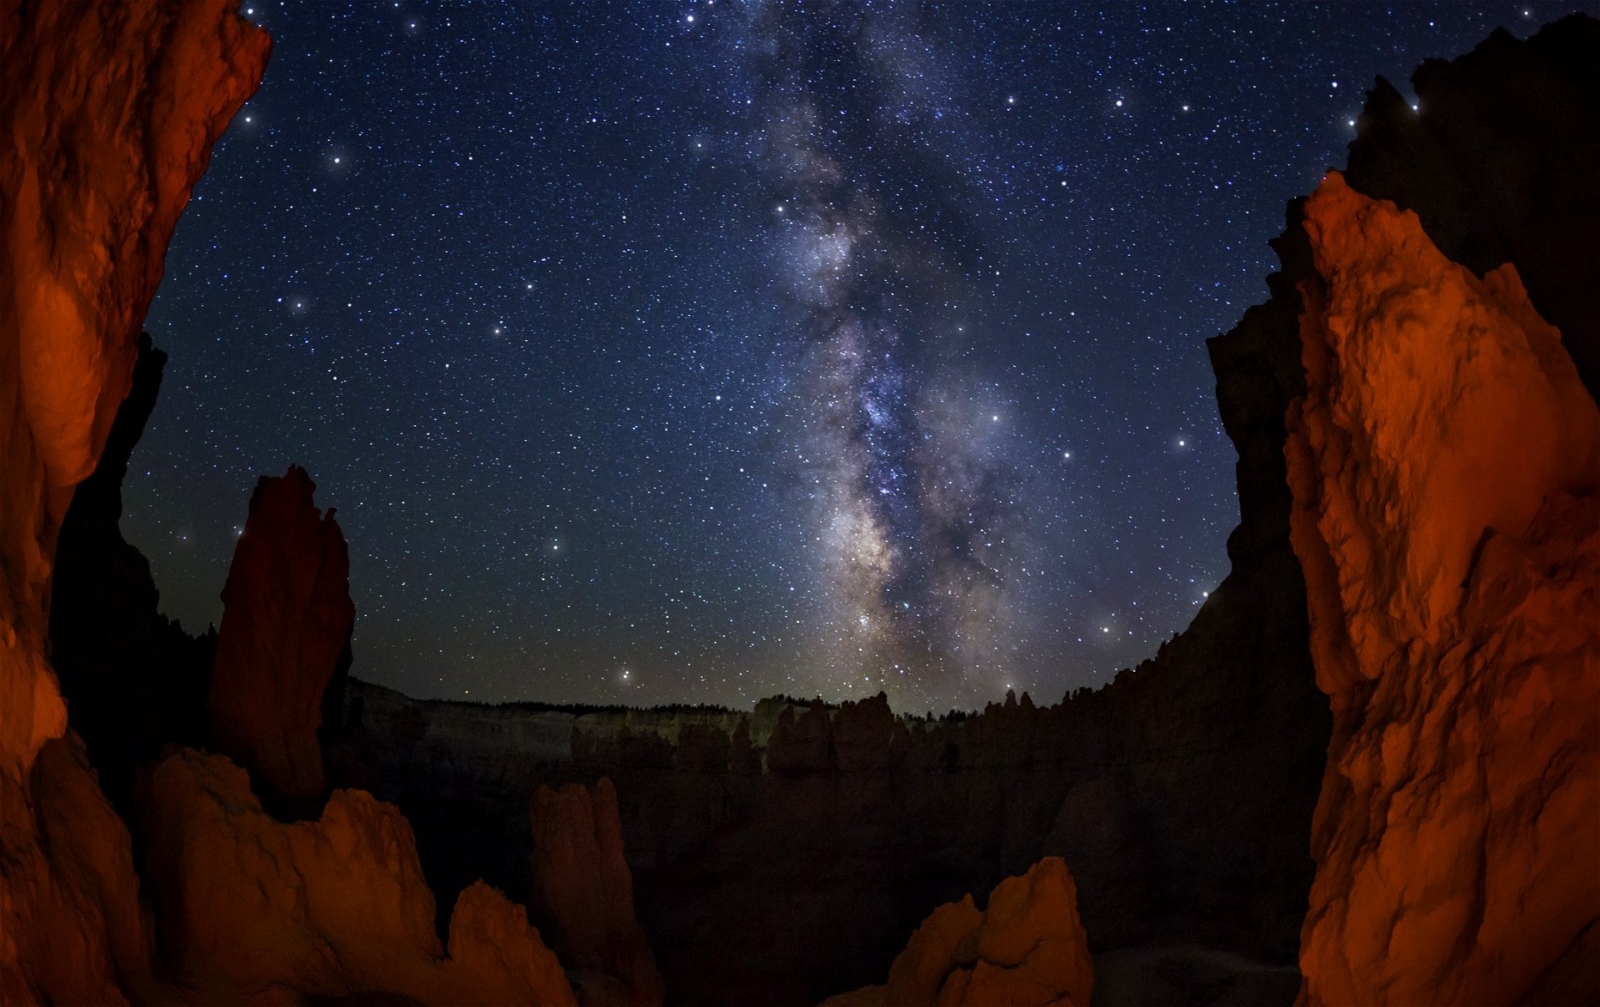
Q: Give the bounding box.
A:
[530,778,665,1006]
[207,465,354,812]
[1286,173,1600,1004]
[823,857,1094,1007]
[140,747,575,1004]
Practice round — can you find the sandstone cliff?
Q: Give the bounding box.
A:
[1287,174,1599,1005]
[0,1,268,999]
[821,857,1094,1007]
[208,465,354,813]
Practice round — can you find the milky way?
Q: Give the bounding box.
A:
[126,1,1585,712]
[734,5,1032,706]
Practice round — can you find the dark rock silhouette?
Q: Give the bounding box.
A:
[207,465,354,814]
[341,649,1326,1005]
[529,778,664,1006]
[49,334,215,811]
[1342,13,1600,404]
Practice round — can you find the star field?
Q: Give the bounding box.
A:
[124,1,1594,711]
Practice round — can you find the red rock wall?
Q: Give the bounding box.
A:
[1286,173,1600,1005]
[208,465,354,811]
[0,1,268,999]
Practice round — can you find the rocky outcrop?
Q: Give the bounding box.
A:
[8,732,162,1003]
[208,465,354,813]
[0,1,268,999]
[822,857,1093,1007]
[139,746,575,1003]
[529,778,664,1007]
[1286,174,1600,1005]
[1342,13,1600,404]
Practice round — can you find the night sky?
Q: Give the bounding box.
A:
[126,1,1592,712]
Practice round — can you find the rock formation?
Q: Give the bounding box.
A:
[10,732,162,1003]
[140,746,575,1004]
[822,857,1094,1007]
[208,465,355,812]
[0,0,268,999]
[1341,14,1600,404]
[1286,174,1600,1005]
[529,778,664,1007]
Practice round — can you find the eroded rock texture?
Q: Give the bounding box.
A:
[0,1,268,999]
[208,465,355,813]
[140,747,576,1004]
[822,857,1094,1007]
[1343,13,1600,404]
[1286,174,1600,1005]
[529,778,664,1007]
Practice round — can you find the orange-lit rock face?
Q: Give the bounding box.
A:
[530,778,665,1007]
[822,856,1094,1007]
[0,0,265,790]
[140,747,575,1004]
[1286,172,1600,1005]
[0,2,267,1000]
[208,465,354,809]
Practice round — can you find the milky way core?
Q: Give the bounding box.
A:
[740,5,1039,706]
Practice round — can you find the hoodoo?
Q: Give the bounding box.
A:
[1287,174,1599,1005]
[207,465,354,813]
